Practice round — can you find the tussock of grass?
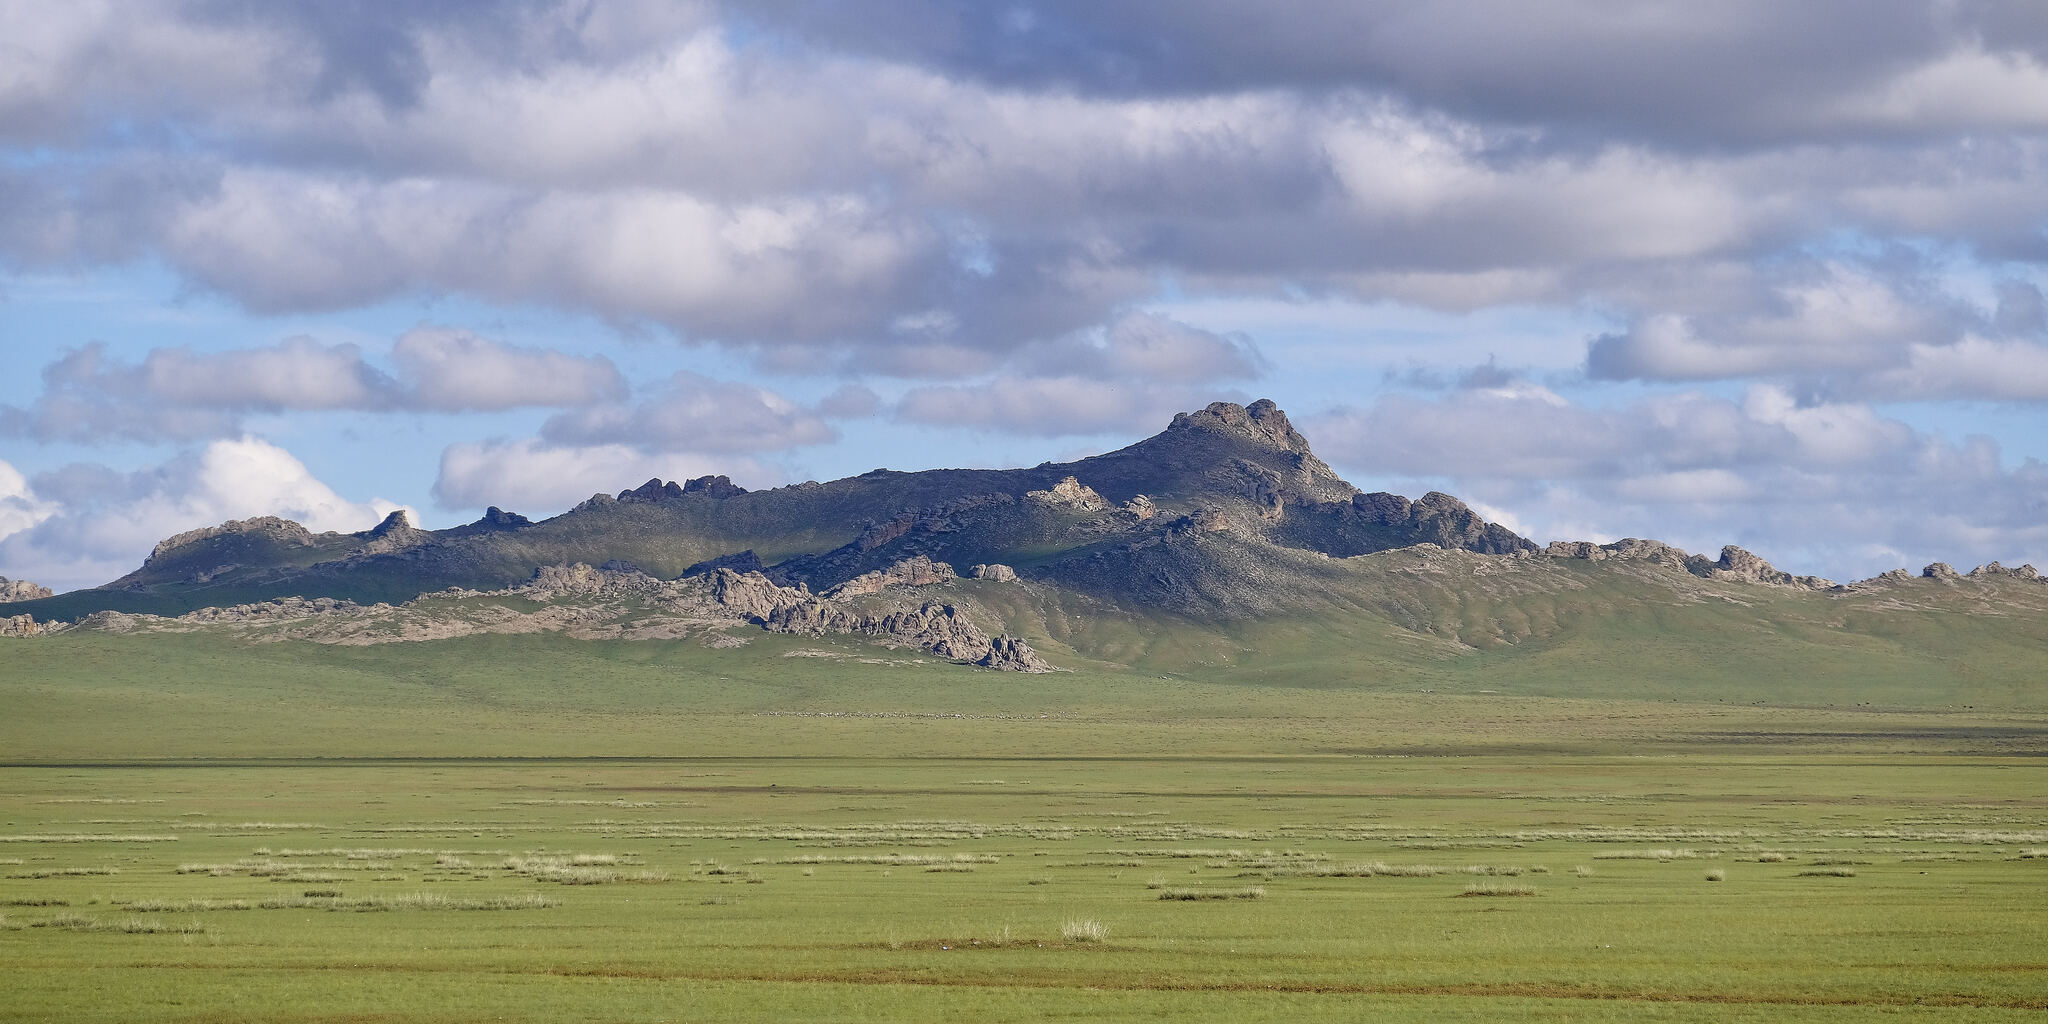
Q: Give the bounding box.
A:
[1753,852,1791,862]
[121,898,253,912]
[1593,849,1703,861]
[500,854,663,885]
[8,866,120,878]
[923,864,976,872]
[1156,886,1265,901]
[1458,882,1538,897]
[256,892,558,911]
[3,898,69,907]
[0,834,177,844]
[33,913,204,934]
[1798,867,1858,877]
[775,853,998,866]
[1060,918,1108,943]
[1705,868,1727,882]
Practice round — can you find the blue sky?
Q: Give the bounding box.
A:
[4,1,2048,592]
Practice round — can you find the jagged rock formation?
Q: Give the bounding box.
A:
[1545,538,1693,567]
[0,576,53,602]
[13,396,2043,662]
[2,613,41,637]
[1279,491,1534,557]
[1026,476,1110,512]
[146,516,317,569]
[683,550,767,577]
[1685,545,1834,590]
[1547,539,1834,590]
[1967,561,2039,581]
[352,510,430,557]
[824,555,958,598]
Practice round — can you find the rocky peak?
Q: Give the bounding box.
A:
[682,475,748,498]
[145,516,316,567]
[1545,538,1692,566]
[0,576,54,603]
[1685,545,1835,590]
[618,478,686,503]
[1170,399,1313,455]
[353,509,430,557]
[1967,561,2041,582]
[1923,562,1961,582]
[474,506,532,530]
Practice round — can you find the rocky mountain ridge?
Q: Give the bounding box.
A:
[4,400,2044,671]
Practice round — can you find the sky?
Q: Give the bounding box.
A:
[4,1,2048,593]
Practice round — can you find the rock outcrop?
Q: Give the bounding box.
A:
[1967,561,2041,581]
[682,475,747,498]
[967,563,1019,582]
[684,550,767,577]
[1544,538,1693,566]
[823,555,958,598]
[1026,476,1109,512]
[1549,538,1834,589]
[765,595,1051,672]
[145,516,316,568]
[0,576,54,602]
[2,613,41,637]
[1685,545,1834,590]
[352,510,430,557]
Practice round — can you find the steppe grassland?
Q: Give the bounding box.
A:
[0,632,2043,1021]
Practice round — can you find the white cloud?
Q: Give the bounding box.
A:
[431,437,764,514]
[142,338,396,409]
[895,376,1244,437]
[1305,385,2048,581]
[0,458,56,545]
[390,326,627,411]
[0,331,634,444]
[540,372,837,453]
[0,437,390,593]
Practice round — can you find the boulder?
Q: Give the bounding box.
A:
[0,576,54,603]
[823,555,958,598]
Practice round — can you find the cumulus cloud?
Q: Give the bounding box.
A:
[389,327,627,411]
[0,437,392,593]
[5,3,2048,373]
[540,372,838,453]
[1303,384,2048,581]
[431,437,766,513]
[1,331,628,443]
[891,311,1262,436]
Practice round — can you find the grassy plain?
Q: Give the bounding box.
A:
[2,631,2045,1022]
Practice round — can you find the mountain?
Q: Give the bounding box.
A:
[0,400,1534,620]
[4,399,2047,689]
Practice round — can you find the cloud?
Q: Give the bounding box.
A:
[1,332,629,443]
[431,437,765,513]
[389,327,627,411]
[0,436,391,593]
[540,372,837,453]
[7,7,2048,367]
[1014,312,1265,383]
[888,311,1262,436]
[1303,384,2048,581]
[895,377,1242,438]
